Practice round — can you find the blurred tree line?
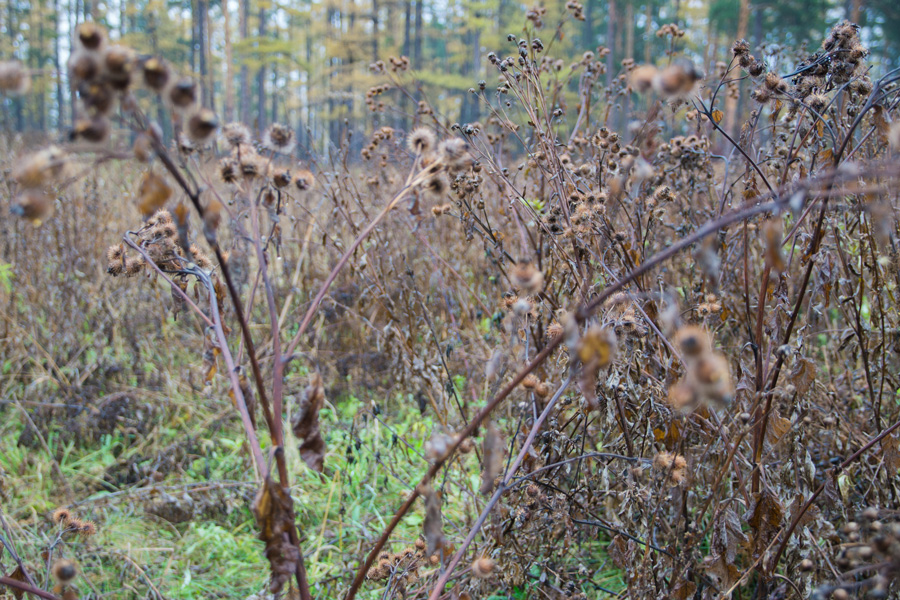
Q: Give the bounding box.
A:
[1,0,898,153]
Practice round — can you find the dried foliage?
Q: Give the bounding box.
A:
[3,8,900,600]
[251,477,301,595]
[291,373,326,472]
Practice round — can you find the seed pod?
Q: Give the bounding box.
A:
[142,57,170,91]
[52,560,77,583]
[167,78,197,109]
[187,108,218,143]
[11,190,55,225]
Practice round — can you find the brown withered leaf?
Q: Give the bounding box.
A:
[5,565,28,600]
[422,483,445,555]
[670,580,697,600]
[711,507,747,564]
[765,410,792,446]
[480,420,504,495]
[203,328,221,385]
[789,357,816,397]
[881,433,900,474]
[138,171,172,217]
[745,491,784,562]
[608,535,635,570]
[702,553,741,589]
[212,276,230,333]
[788,495,821,529]
[252,476,300,594]
[291,373,326,472]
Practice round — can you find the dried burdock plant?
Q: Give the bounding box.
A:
[5,9,900,600]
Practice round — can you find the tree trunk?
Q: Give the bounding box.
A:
[413,0,423,122]
[606,0,615,87]
[582,0,595,48]
[222,0,235,122]
[190,0,197,75]
[257,5,266,130]
[625,0,634,60]
[54,0,65,129]
[644,0,652,64]
[724,0,750,139]
[372,0,379,63]
[400,0,412,130]
[239,0,250,124]
[198,0,210,107]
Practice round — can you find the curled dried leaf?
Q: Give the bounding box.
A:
[291,373,326,472]
[252,477,300,594]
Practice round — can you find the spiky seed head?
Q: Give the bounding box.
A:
[407,127,436,154]
[263,123,296,153]
[187,108,218,143]
[0,60,31,94]
[293,169,315,191]
[76,22,106,51]
[168,78,197,109]
[142,58,170,91]
[52,560,77,583]
[472,557,495,578]
[222,122,252,147]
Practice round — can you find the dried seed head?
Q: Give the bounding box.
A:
[577,325,617,369]
[71,115,111,143]
[239,153,263,179]
[219,158,240,184]
[0,60,31,94]
[630,64,657,93]
[177,132,195,155]
[168,78,197,110]
[522,374,540,389]
[732,39,750,56]
[103,45,135,89]
[52,559,77,583]
[76,22,106,51]
[186,108,218,143]
[11,190,55,225]
[653,452,688,485]
[437,138,470,167]
[693,353,733,402]
[263,123,296,153]
[510,260,544,295]
[472,557,495,578]
[424,175,447,198]
[546,322,563,339]
[124,257,145,276]
[674,326,710,357]
[272,168,292,188]
[142,58,170,91]
[52,507,73,525]
[293,169,315,191]
[407,127,437,154]
[222,122,252,147]
[77,520,98,536]
[189,244,213,270]
[13,146,68,187]
[653,61,704,96]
